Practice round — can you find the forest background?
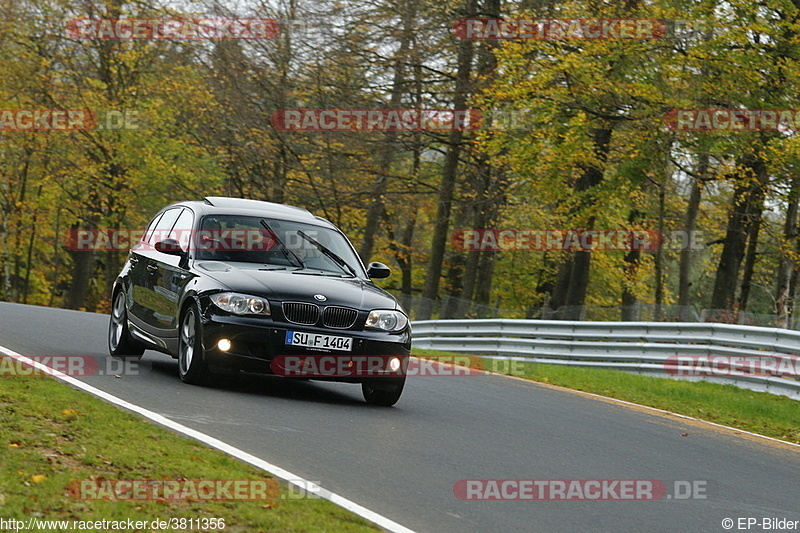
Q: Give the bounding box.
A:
[3,0,800,327]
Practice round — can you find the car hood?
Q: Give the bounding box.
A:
[196,262,399,310]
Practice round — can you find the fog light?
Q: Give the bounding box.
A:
[388,357,401,371]
[217,338,232,352]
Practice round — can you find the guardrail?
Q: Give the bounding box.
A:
[410,319,800,400]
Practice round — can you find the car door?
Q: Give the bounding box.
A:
[127,211,164,328]
[132,207,183,334]
[149,207,195,336]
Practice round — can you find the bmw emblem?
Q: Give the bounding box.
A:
[314,294,327,302]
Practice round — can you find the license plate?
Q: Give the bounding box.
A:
[285,331,352,351]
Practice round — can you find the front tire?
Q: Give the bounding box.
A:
[362,377,405,406]
[109,290,145,359]
[178,302,211,385]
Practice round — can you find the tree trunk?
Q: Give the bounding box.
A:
[271,0,295,204]
[558,126,613,320]
[474,248,497,317]
[442,203,475,318]
[473,152,505,314]
[653,183,666,321]
[359,0,417,262]
[736,197,765,313]
[65,249,94,310]
[710,155,768,311]
[21,185,44,304]
[678,153,707,320]
[399,216,416,312]
[458,0,501,317]
[382,210,417,314]
[418,0,475,319]
[621,207,643,321]
[0,184,11,301]
[789,235,800,328]
[775,176,800,327]
[548,253,573,317]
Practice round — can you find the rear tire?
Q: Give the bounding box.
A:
[362,377,405,406]
[178,302,212,385]
[108,290,145,359]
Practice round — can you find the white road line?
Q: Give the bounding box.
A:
[0,345,416,533]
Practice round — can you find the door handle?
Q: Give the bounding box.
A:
[147,264,159,273]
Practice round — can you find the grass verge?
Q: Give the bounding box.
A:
[0,371,379,532]
[413,349,800,445]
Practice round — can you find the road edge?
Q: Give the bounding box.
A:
[0,344,416,533]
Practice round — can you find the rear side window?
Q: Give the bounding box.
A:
[170,208,194,252]
[148,208,182,245]
[142,213,163,244]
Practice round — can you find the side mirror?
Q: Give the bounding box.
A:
[154,238,184,256]
[367,262,391,279]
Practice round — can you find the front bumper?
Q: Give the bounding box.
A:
[199,306,411,381]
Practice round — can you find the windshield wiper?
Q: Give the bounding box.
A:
[260,220,305,269]
[296,230,357,277]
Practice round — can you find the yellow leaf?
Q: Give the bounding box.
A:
[31,475,46,484]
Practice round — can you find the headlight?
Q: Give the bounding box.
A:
[365,310,408,332]
[210,292,271,316]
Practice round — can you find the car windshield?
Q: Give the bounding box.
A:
[195,215,364,277]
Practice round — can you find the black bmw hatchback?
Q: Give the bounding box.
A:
[108,197,411,406]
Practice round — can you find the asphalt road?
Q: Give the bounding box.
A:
[1,302,799,532]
